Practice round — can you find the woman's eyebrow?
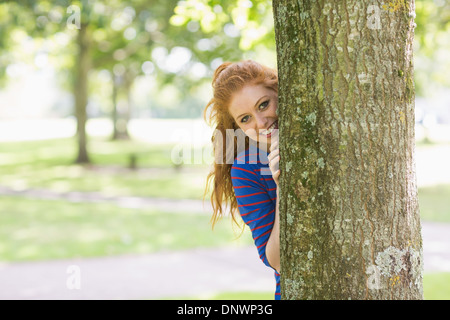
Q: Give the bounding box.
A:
[254,95,269,109]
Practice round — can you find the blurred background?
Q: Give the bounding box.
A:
[0,0,449,300]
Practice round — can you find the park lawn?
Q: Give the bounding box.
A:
[0,196,251,262]
[423,272,450,300]
[0,137,172,168]
[0,137,209,200]
[417,184,450,223]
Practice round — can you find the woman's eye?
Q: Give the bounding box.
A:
[241,115,250,123]
[259,100,269,110]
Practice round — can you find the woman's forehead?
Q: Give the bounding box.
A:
[228,85,273,114]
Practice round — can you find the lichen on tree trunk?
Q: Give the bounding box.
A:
[273,0,423,299]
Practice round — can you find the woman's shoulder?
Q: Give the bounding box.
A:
[232,146,270,172]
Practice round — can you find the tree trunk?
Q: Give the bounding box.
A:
[273,0,423,299]
[111,74,121,140]
[111,73,132,141]
[120,72,133,140]
[74,22,90,163]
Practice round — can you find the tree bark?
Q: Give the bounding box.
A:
[273,0,423,299]
[74,22,90,164]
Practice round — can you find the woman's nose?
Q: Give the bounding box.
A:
[254,114,268,129]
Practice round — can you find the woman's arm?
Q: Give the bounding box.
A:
[265,187,280,273]
[231,153,279,271]
[266,139,281,273]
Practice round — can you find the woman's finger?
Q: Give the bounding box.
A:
[269,155,280,173]
[269,153,279,165]
[268,148,279,161]
[270,140,279,152]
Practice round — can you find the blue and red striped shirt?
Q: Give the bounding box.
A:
[231,145,280,300]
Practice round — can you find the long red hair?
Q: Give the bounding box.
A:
[204,60,278,229]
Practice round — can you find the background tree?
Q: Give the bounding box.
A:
[169,0,277,72]
[4,0,183,159]
[273,0,423,299]
[5,0,96,163]
[89,0,181,140]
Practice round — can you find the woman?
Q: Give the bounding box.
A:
[204,60,281,299]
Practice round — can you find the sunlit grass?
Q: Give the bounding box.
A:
[0,137,210,199]
[0,196,251,262]
[0,137,171,167]
[423,272,450,300]
[418,184,450,223]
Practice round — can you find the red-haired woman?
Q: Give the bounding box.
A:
[204,60,281,300]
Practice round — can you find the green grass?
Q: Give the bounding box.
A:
[0,137,172,167]
[418,184,450,223]
[423,272,450,300]
[0,137,209,200]
[0,196,251,262]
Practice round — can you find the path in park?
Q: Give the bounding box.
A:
[0,185,449,299]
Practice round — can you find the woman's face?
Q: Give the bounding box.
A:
[228,84,278,149]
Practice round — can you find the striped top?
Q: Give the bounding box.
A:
[231,145,280,300]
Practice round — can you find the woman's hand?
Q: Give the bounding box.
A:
[268,134,280,185]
